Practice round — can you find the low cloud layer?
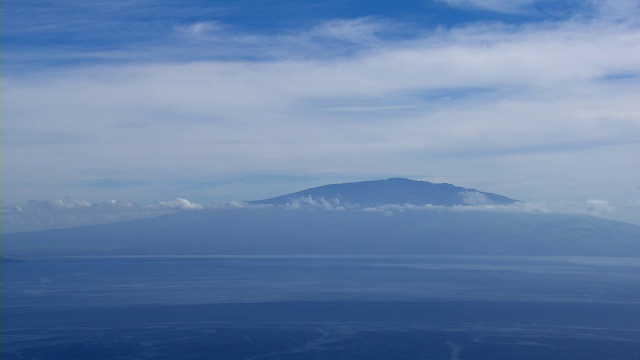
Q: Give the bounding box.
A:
[3,193,632,233]
[157,198,204,210]
[2,198,204,233]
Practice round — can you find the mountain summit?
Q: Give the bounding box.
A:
[250,178,518,207]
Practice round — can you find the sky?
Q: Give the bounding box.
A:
[2,0,640,226]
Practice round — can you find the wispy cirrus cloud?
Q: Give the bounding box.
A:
[437,0,539,14]
[174,21,225,38]
[310,17,389,45]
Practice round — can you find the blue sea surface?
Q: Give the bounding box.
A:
[3,255,640,359]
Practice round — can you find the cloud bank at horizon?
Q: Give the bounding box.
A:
[3,192,626,233]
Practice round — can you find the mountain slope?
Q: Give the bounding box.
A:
[3,208,639,257]
[249,178,518,207]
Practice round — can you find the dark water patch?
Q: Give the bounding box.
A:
[3,321,639,360]
[3,256,640,359]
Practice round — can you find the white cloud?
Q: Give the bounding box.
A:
[460,191,493,205]
[438,0,538,14]
[282,196,347,211]
[223,200,261,209]
[47,199,92,209]
[356,198,627,220]
[362,203,445,212]
[2,198,204,232]
[156,198,203,210]
[178,21,223,36]
[312,17,386,45]
[440,0,640,18]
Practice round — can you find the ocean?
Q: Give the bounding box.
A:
[2,255,639,359]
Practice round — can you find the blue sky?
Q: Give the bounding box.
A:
[3,0,640,225]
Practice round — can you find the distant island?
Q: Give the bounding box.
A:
[3,178,639,257]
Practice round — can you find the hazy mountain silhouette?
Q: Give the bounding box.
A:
[4,208,639,257]
[3,179,639,257]
[250,178,518,207]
